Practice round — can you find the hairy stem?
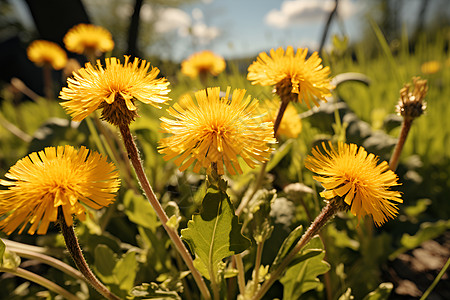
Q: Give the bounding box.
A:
[252,201,338,300]
[59,213,121,300]
[389,118,413,171]
[119,124,211,300]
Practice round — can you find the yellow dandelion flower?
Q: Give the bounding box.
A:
[0,145,120,235]
[260,98,302,138]
[158,87,276,175]
[305,142,402,226]
[420,60,441,74]
[64,23,114,55]
[396,77,428,120]
[181,50,226,78]
[247,46,334,108]
[59,56,171,126]
[27,40,68,70]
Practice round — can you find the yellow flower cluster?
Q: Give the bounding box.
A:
[0,146,120,235]
[159,87,276,175]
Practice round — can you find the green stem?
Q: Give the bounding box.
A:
[419,256,450,300]
[59,212,121,300]
[4,244,85,282]
[235,254,246,296]
[0,267,79,300]
[236,99,287,217]
[119,124,211,300]
[389,118,413,171]
[252,240,264,295]
[252,201,339,300]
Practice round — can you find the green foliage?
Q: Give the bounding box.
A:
[362,282,393,300]
[280,237,330,299]
[128,282,181,300]
[94,245,138,297]
[123,190,160,232]
[181,181,251,281]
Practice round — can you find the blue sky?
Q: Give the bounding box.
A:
[166,0,366,60]
[12,0,435,61]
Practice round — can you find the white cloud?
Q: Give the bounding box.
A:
[136,5,220,44]
[265,0,358,29]
[191,23,220,44]
[153,8,192,33]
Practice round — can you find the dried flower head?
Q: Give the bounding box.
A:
[396,77,428,120]
[259,98,302,138]
[60,56,170,126]
[305,142,402,226]
[0,146,120,235]
[181,50,226,78]
[27,40,68,70]
[158,87,276,175]
[247,46,334,107]
[64,23,114,56]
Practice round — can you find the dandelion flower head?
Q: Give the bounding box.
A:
[247,46,334,108]
[181,50,226,78]
[260,98,302,138]
[60,56,171,126]
[0,146,120,235]
[396,77,428,120]
[305,142,402,226]
[27,40,68,70]
[64,23,114,56]
[158,87,276,175]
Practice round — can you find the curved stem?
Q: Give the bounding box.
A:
[59,213,121,300]
[4,244,85,282]
[0,267,80,300]
[119,124,211,300]
[252,201,338,300]
[420,256,450,300]
[389,118,413,171]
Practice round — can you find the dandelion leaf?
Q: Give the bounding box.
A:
[280,236,330,299]
[123,190,160,232]
[94,245,138,297]
[181,184,251,280]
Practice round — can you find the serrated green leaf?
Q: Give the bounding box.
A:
[123,190,160,232]
[181,184,251,281]
[280,236,331,299]
[271,225,303,271]
[362,282,393,300]
[0,239,5,265]
[114,251,138,291]
[128,282,181,300]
